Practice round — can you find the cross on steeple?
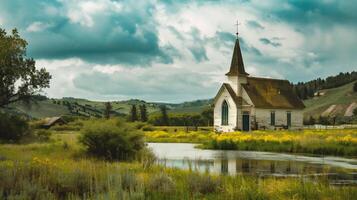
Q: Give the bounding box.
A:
[235,20,241,38]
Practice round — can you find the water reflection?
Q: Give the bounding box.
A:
[149,143,357,185]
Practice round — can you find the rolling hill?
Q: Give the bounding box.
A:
[4,97,213,119]
[3,81,356,120]
[303,81,357,118]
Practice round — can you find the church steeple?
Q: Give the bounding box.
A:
[225,38,249,76]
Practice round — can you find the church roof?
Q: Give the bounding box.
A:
[213,83,248,107]
[242,77,305,109]
[225,39,249,76]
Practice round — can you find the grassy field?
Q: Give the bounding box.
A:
[0,132,356,199]
[145,129,357,157]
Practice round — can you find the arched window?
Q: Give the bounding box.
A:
[221,100,229,125]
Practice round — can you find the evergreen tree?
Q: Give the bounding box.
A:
[139,104,148,122]
[104,102,112,119]
[160,105,169,125]
[130,105,138,122]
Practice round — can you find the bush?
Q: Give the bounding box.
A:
[79,119,145,160]
[0,113,29,142]
[148,173,175,195]
[142,124,155,131]
[187,174,221,195]
[34,129,52,142]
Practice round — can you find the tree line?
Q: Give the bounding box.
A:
[292,71,357,100]
[126,104,213,128]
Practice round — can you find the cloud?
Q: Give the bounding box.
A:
[246,20,264,30]
[259,38,282,47]
[1,0,357,102]
[0,0,175,65]
[26,22,52,32]
[71,62,218,102]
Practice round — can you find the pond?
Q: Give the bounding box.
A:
[148,143,357,185]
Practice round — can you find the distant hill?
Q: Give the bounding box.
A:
[3,75,356,120]
[303,81,357,118]
[4,97,213,119]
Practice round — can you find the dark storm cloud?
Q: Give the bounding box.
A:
[265,0,357,27]
[0,0,175,65]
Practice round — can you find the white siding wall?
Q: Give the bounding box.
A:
[214,88,237,132]
[255,109,303,129]
[227,76,238,94]
[227,75,247,96]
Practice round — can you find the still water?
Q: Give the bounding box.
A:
[148,143,357,185]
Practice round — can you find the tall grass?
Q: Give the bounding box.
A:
[0,133,356,199]
[0,158,356,199]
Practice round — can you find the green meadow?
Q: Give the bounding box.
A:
[0,118,356,199]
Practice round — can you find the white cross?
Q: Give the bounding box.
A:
[235,20,241,38]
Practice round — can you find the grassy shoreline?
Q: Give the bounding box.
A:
[0,133,356,199]
[145,129,357,157]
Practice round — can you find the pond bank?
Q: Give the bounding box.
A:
[145,129,357,157]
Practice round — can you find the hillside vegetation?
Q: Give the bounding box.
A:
[304,81,357,118]
[5,97,212,119]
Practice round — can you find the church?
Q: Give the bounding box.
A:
[213,37,305,132]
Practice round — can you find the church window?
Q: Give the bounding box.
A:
[287,112,291,127]
[221,100,229,125]
[270,111,275,126]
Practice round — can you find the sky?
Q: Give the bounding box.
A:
[0,0,356,103]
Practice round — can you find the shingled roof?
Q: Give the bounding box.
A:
[213,83,248,106]
[242,77,305,109]
[225,39,249,76]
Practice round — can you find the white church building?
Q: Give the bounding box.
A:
[213,37,305,132]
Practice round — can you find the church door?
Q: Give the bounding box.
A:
[242,112,250,131]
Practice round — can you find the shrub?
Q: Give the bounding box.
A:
[34,129,52,142]
[187,174,221,195]
[0,113,29,142]
[142,124,155,131]
[29,119,47,129]
[79,119,145,160]
[147,173,175,195]
[50,120,84,131]
[136,148,156,170]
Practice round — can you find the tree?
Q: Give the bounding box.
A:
[130,105,138,122]
[0,113,29,142]
[104,102,112,119]
[160,105,169,125]
[353,108,357,116]
[139,104,148,122]
[0,29,51,107]
[201,107,213,126]
[308,116,315,125]
[354,82,357,92]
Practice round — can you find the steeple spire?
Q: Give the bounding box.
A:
[225,37,249,76]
